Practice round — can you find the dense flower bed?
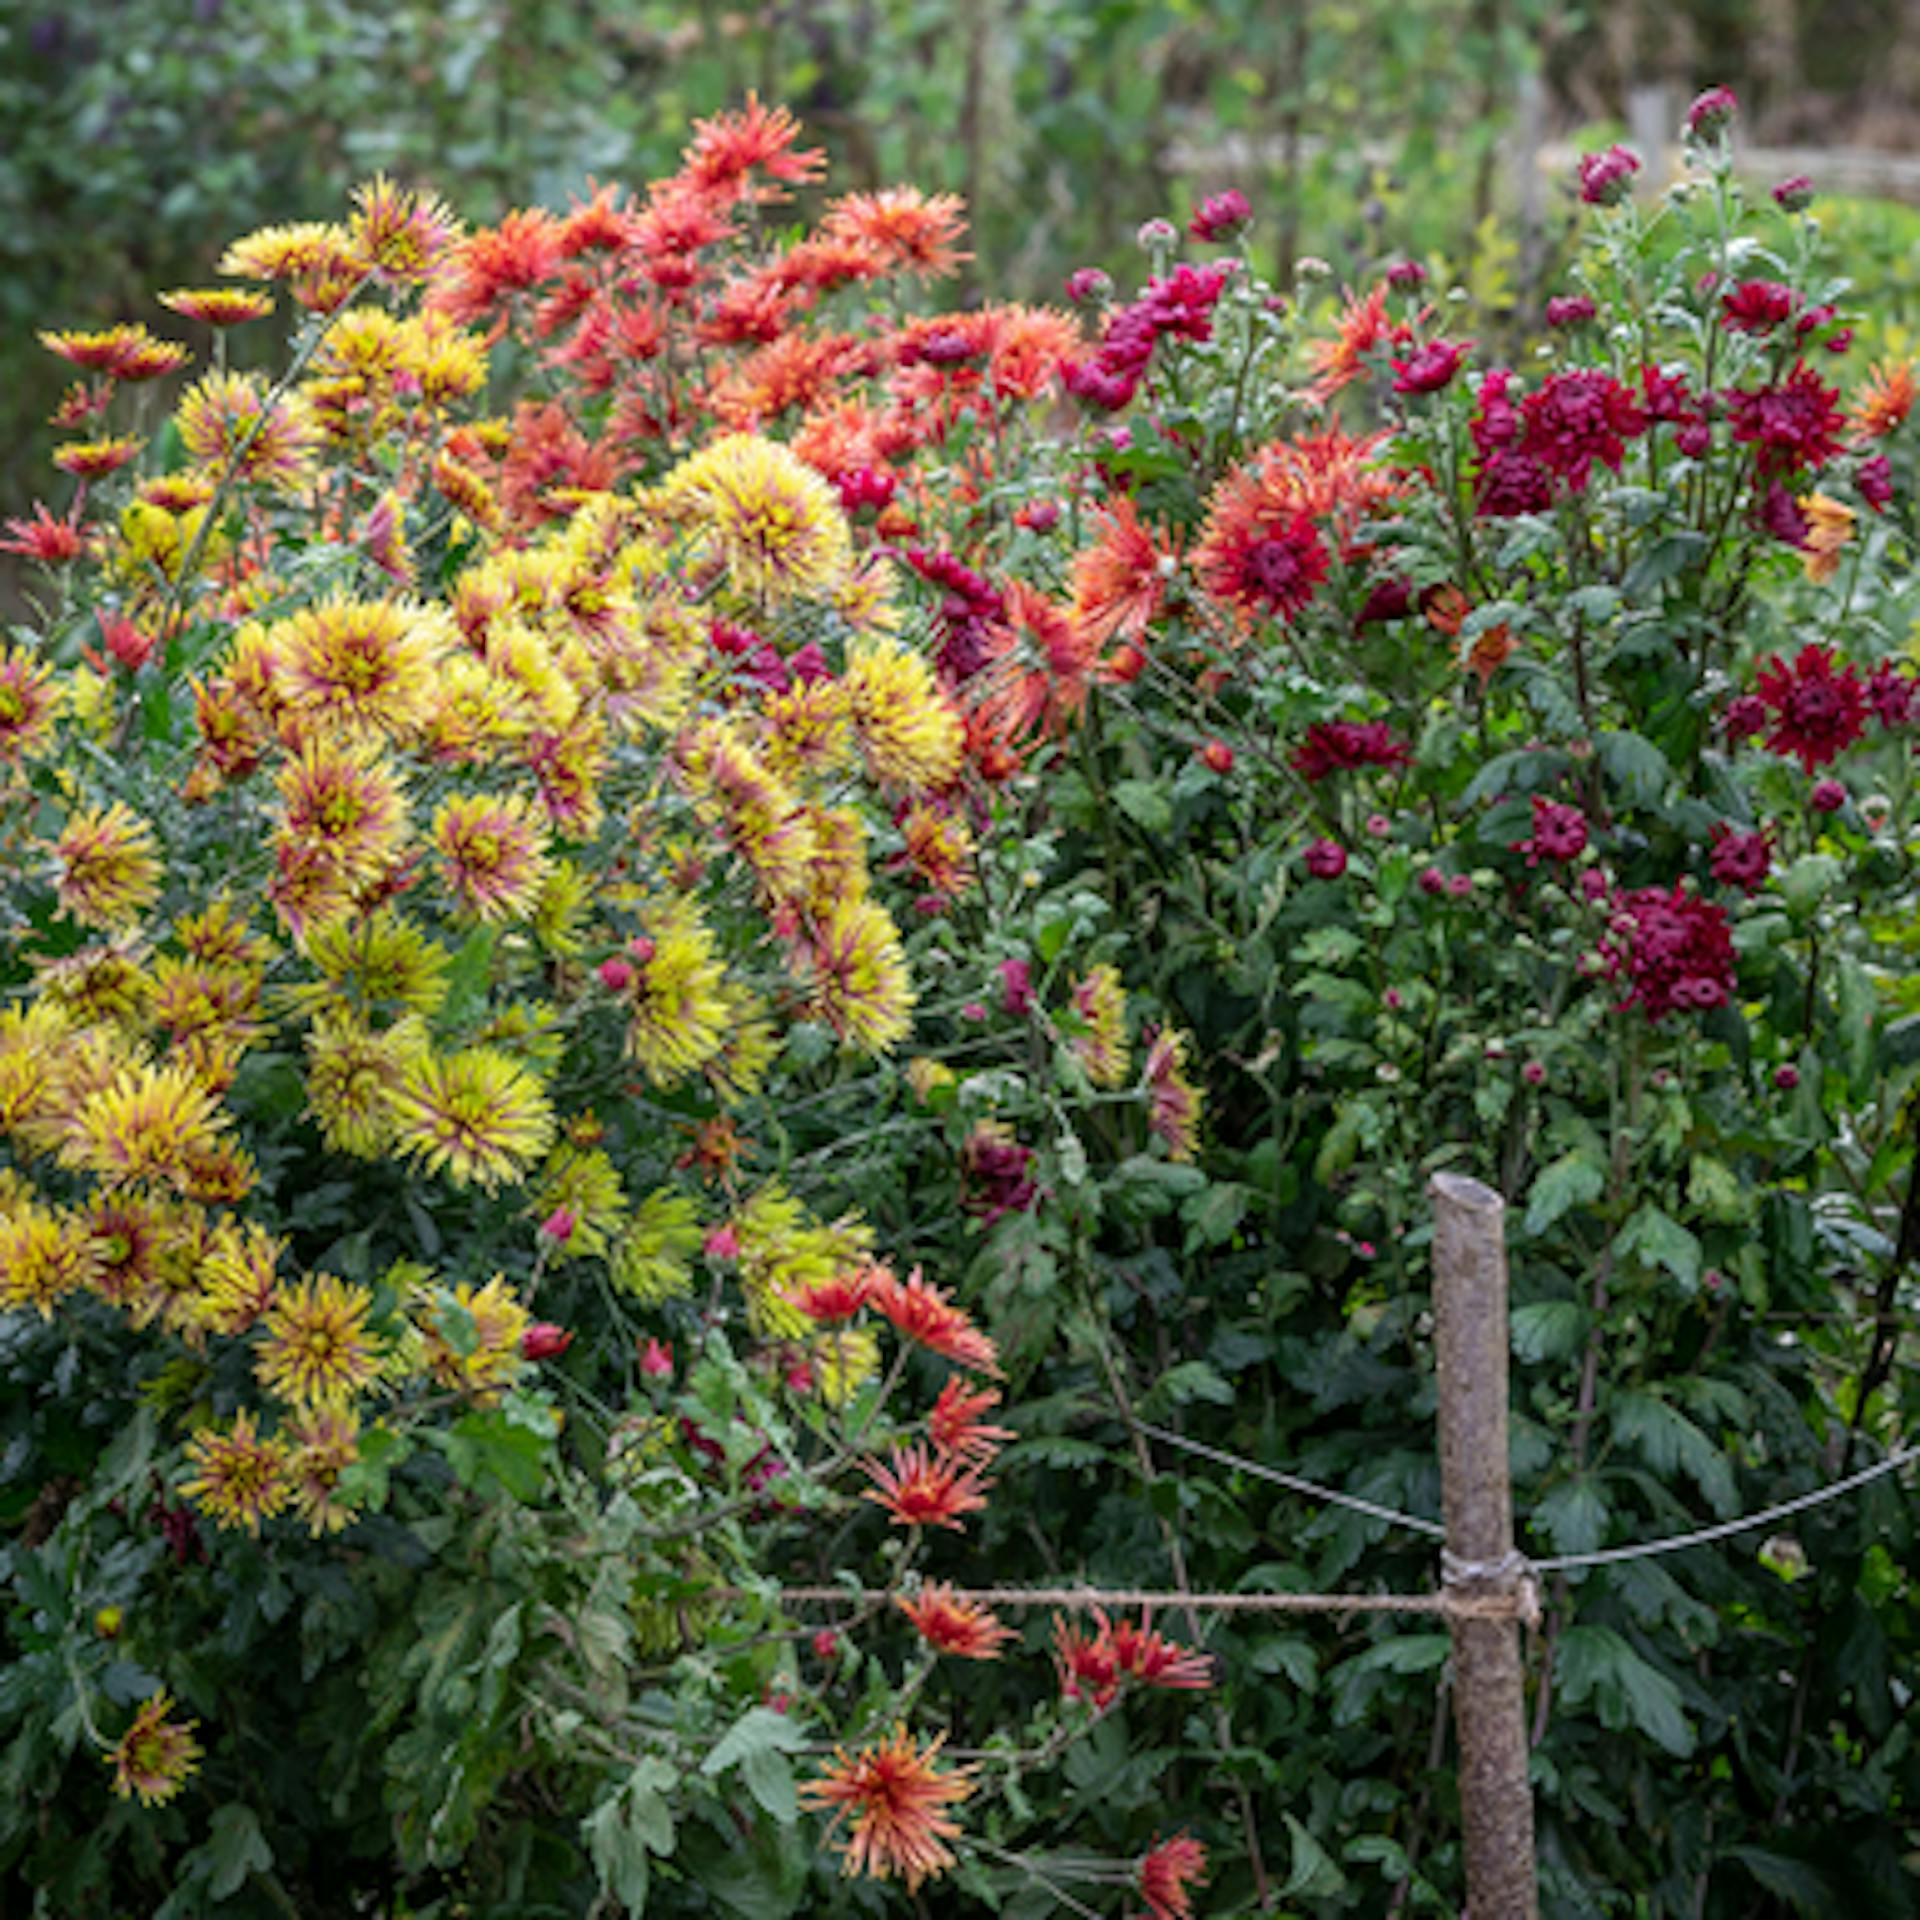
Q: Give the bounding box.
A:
[1,89,1916,1917]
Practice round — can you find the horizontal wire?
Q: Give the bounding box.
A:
[769,1582,1527,1620]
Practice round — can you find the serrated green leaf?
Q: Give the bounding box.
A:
[205,1803,272,1903]
[703,1705,805,1777]
[1112,778,1172,835]
[1510,1299,1587,1363]
[1613,1205,1702,1289]
[1524,1150,1605,1235]
[741,1746,797,1824]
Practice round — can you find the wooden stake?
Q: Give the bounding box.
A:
[1430,1172,1539,1920]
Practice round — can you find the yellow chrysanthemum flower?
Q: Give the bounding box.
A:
[624,905,732,1088]
[348,174,464,285]
[108,1690,202,1807]
[416,1275,529,1401]
[218,219,360,284]
[295,910,450,1020]
[532,860,593,957]
[60,1060,228,1191]
[256,1272,381,1411]
[0,1001,75,1137]
[117,500,216,584]
[0,640,65,765]
[0,1195,99,1318]
[53,801,162,930]
[531,1143,627,1261]
[431,790,553,922]
[83,1190,185,1311]
[197,1217,284,1335]
[33,941,154,1030]
[1069,964,1130,1088]
[765,680,853,781]
[812,1326,882,1407]
[656,434,852,600]
[843,636,965,790]
[680,717,817,906]
[175,370,318,490]
[285,1408,364,1535]
[303,1011,428,1158]
[802,898,914,1055]
[181,1409,291,1535]
[733,1184,872,1341]
[274,737,410,889]
[609,1189,704,1304]
[420,652,535,762]
[390,1047,555,1190]
[273,594,450,741]
[175,895,269,971]
[708,983,779,1104]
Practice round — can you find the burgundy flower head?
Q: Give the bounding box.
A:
[1304,838,1349,879]
[1189,188,1252,241]
[1686,86,1739,141]
[1773,175,1815,213]
[1601,883,1736,1020]
[1753,643,1868,771]
[1515,796,1589,867]
[1291,719,1414,782]
[1720,279,1797,335]
[1727,361,1847,477]
[1520,369,1648,490]
[1709,823,1772,893]
[1391,339,1468,396]
[1578,145,1641,206]
[1546,294,1597,328]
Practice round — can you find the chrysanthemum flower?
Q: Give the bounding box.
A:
[1108,1614,1215,1689]
[530,1143,627,1261]
[390,1047,555,1190]
[1192,461,1331,629]
[176,370,319,490]
[1144,1026,1203,1161]
[1755,643,1868,770]
[1798,492,1856,582]
[348,173,464,285]
[275,594,449,740]
[1072,497,1177,646]
[1139,1833,1209,1920]
[927,1377,1014,1462]
[869,1267,1000,1374]
[108,1691,202,1806]
[623,906,733,1087]
[800,1726,976,1891]
[302,1010,423,1158]
[53,800,162,930]
[824,188,969,279]
[1599,883,1737,1020]
[811,1324,882,1405]
[1,501,91,566]
[801,898,915,1055]
[285,1408,363,1535]
[430,208,563,322]
[295,909,448,1020]
[40,323,188,379]
[275,738,410,888]
[417,1274,530,1399]
[181,1408,291,1534]
[52,435,143,480]
[219,219,366,309]
[1727,361,1848,477]
[0,640,65,760]
[1069,964,1130,1087]
[1849,360,1915,442]
[197,1218,284,1334]
[609,1188,703,1303]
[1304,282,1408,402]
[431,791,553,922]
[682,93,826,202]
[255,1272,380,1411]
[159,287,275,327]
[898,1582,1015,1659]
[61,1060,228,1190]
[1052,1613,1122,1707]
[81,1190,177,1311]
[733,1183,873,1340]
[0,1195,99,1318]
[844,637,964,788]
[659,434,852,599]
[861,1442,991,1531]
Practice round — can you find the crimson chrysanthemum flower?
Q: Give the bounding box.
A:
[1849,360,1915,442]
[799,1726,976,1892]
[789,1260,881,1326]
[1520,368,1647,489]
[0,501,89,565]
[860,1442,992,1531]
[1516,796,1589,867]
[1139,1833,1210,1920]
[868,1267,1001,1375]
[1709,822,1773,893]
[926,1376,1014,1461]
[1290,718,1413,782]
[108,1690,203,1807]
[1720,279,1798,334]
[1192,468,1330,629]
[1754,643,1868,770]
[824,187,969,278]
[1144,1026,1203,1161]
[1053,1613,1122,1707]
[1600,883,1737,1020]
[897,1581,1015,1659]
[1108,1614,1216,1690]
[1727,361,1848,477]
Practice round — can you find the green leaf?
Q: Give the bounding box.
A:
[1524,1150,1605,1235]
[1613,1205,1702,1289]
[1621,529,1709,597]
[1112,778,1172,835]
[1279,1813,1349,1899]
[1778,853,1842,922]
[1555,1624,1694,1756]
[205,1803,273,1903]
[1510,1300,1587,1363]
[741,1746,797,1825]
[1532,1477,1609,1557]
[703,1705,805,1778]
[1249,1636,1318,1690]
[436,1409,551,1501]
[1610,1391,1736,1514]
[1595,729,1670,807]
[1181,1181,1247,1249]
[1721,1846,1839,1912]
[1140,1360,1235,1414]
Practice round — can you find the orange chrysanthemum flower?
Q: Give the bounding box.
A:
[1139,1833,1210,1920]
[926,1377,1013,1461]
[824,187,969,279]
[1054,1609,1214,1708]
[972,581,1099,749]
[1304,281,1408,403]
[1,501,91,565]
[159,287,276,327]
[860,1442,991,1531]
[789,1260,881,1326]
[1849,359,1915,442]
[898,1582,1015,1659]
[1192,459,1332,630]
[431,208,564,323]
[681,93,826,202]
[1255,425,1400,528]
[869,1267,1000,1374]
[799,1727,976,1892]
[1072,496,1177,647]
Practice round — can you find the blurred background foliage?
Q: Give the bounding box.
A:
[7,0,1920,590]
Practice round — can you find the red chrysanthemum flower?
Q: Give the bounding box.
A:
[1192,470,1330,629]
[799,1727,976,1892]
[1720,279,1798,334]
[1600,883,1737,1020]
[824,188,969,279]
[1290,719,1413,782]
[1053,1613,1123,1708]
[790,1260,881,1326]
[1139,1833,1210,1920]
[860,1443,992,1531]
[0,501,90,564]
[1754,642,1867,770]
[1515,796,1589,867]
[1519,368,1647,489]
[926,1377,1014,1461]
[1727,361,1848,477]
[868,1267,1000,1375]
[681,94,826,203]
[431,209,564,323]
[897,1582,1015,1659]
[1107,1614,1215,1691]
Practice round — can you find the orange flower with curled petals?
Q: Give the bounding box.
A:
[1849,360,1915,443]
[926,1377,1013,1462]
[1304,281,1409,403]
[868,1267,1000,1375]
[971,580,1098,749]
[897,1582,1015,1659]
[1072,495,1177,647]
[824,187,969,279]
[1107,1613,1216,1690]
[789,1259,882,1326]
[860,1442,991,1532]
[1139,1833,1210,1920]
[799,1726,976,1891]
[681,94,826,202]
